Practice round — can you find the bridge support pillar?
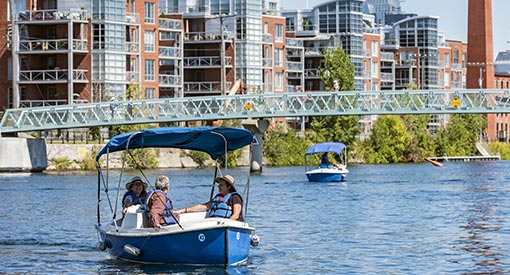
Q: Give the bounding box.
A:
[242,119,269,173]
[0,137,48,172]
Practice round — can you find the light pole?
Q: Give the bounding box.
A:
[220,15,225,95]
[217,13,236,95]
[8,0,19,108]
[467,62,491,88]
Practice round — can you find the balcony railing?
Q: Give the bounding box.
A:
[18,9,87,21]
[262,33,272,43]
[19,39,88,52]
[126,13,139,24]
[380,52,394,61]
[304,69,321,78]
[159,18,182,31]
[381,72,394,82]
[287,61,303,71]
[160,46,181,59]
[262,58,272,68]
[126,42,139,53]
[286,38,303,48]
[184,81,232,94]
[159,74,181,87]
[126,71,139,82]
[19,69,88,82]
[183,56,232,67]
[184,31,234,42]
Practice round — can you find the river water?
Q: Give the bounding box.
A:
[0,162,509,274]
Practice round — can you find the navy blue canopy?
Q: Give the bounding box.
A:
[305,142,346,155]
[96,127,254,161]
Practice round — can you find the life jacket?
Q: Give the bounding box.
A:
[144,190,176,225]
[122,191,145,208]
[206,192,240,218]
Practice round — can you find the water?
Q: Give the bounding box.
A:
[1,162,509,274]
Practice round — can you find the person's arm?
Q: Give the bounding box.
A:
[122,195,133,215]
[174,201,211,216]
[229,195,243,221]
[230,203,242,220]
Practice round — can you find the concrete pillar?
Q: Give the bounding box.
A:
[0,137,48,172]
[242,119,269,173]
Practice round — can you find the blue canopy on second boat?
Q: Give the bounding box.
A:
[96,126,253,161]
[305,142,346,155]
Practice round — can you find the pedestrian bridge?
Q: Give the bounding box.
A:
[2,89,510,134]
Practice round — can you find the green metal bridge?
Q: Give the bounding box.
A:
[1,89,510,134]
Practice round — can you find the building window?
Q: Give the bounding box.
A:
[145,59,155,81]
[144,2,155,24]
[275,24,283,42]
[444,53,450,67]
[145,88,156,99]
[371,41,379,57]
[275,49,283,67]
[275,72,283,90]
[144,30,155,52]
[371,61,378,77]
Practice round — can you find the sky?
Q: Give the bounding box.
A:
[279,0,510,59]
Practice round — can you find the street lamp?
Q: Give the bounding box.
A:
[216,14,236,95]
[467,62,493,88]
[8,0,19,108]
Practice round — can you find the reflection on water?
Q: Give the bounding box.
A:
[0,162,509,274]
[461,182,508,273]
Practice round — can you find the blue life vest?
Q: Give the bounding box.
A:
[206,192,239,218]
[144,190,176,225]
[122,191,146,208]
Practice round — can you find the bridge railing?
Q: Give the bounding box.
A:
[2,89,510,134]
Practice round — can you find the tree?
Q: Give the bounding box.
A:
[308,47,360,147]
[434,114,486,157]
[363,115,412,163]
[318,47,355,91]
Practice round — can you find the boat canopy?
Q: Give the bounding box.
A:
[96,127,253,161]
[305,142,346,155]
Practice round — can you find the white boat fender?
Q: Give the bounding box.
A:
[96,242,107,251]
[124,244,142,256]
[250,234,260,246]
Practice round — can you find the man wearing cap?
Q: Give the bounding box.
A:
[175,175,244,221]
[122,176,148,215]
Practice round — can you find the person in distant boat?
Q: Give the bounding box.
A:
[122,176,148,215]
[320,153,331,168]
[175,175,244,221]
[144,175,176,232]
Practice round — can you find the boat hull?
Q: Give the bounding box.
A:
[97,223,254,265]
[306,168,347,182]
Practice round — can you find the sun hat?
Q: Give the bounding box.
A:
[126,176,148,190]
[214,175,236,190]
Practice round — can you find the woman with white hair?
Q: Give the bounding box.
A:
[144,175,176,232]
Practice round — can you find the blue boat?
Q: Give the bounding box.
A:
[94,127,259,265]
[305,142,349,182]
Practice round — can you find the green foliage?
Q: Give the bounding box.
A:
[189,150,211,168]
[263,125,309,166]
[400,114,435,162]
[318,47,355,91]
[88,127,101,141]
[125,148,159,169]
[434,114,486,157]
[307,116,361,148]
[78,146,100,170]
[362,115,412,163]
[52,157,74,170]
[217,148,242,168]
[489,142,510,159]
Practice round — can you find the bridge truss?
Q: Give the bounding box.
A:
[1,89,510,134]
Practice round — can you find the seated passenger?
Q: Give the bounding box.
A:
[122,176,148,215]
[175,175,244,221]
[144,175,176,232]
[319,153,331,168]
